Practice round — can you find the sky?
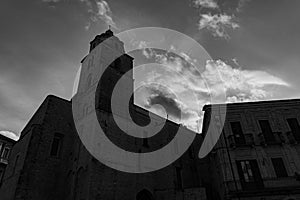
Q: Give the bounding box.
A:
[0,0,300,140]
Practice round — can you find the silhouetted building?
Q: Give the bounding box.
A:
[0,134,16,184]
[0,30,206,200]
[202,99,300,200]
[1,29,300,200]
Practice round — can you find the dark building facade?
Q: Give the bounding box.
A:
[0,134,16,185]
[202,99,300,200]
[0,30,207,200]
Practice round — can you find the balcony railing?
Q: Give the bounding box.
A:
[0,157,8,165]
[228,133,254,148]
[258,132,284,145]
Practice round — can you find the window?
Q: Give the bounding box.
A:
[230,121,246,145]
[188,148,194,159]
[236,160,263,190]
[271,158,288,178]
[259,120,275,142]
[238,160,254,182]
[176,167,183,190]
[50,133,64,157]
[1,147,10,159]
[142,131,149,148]
[13,155,20,174]
[287,118,300,142]
[0,169,4,184]
[142,138,149,148]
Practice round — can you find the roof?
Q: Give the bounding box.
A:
[203,98,300,111]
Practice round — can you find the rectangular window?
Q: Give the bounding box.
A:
[236,160,263,190]
[0,169,4,184]
[271,158,288,178]
[287,118,300,142]
[230,121,246,145]
[259,120,275,142]
[142,138,149,148]
[176,167,183,190]
[50,133,64,157]
[238,160,254,182]
[1,147,10,159]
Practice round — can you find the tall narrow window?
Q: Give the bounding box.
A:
[142,131,149,148]
[50,133,64,157]
[13,155,20,174]
[259,120,275,142]
[142,138,149,148]
[176,167,183,190]
[230,121,246,145]
[0,169,4,184]
[0,142,3,154]
[271,158,288,178]
[2,147,10,159]
[236,160,263,190]
[238,160,254,182]
[287,118,300,142]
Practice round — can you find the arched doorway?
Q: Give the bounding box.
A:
[136,189,154,200]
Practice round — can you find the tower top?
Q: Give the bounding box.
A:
[89,29,115,52]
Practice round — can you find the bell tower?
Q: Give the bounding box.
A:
[76,29,134,113]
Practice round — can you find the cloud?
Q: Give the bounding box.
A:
[203,60,290,102]
[136,50,290,132]
[142,84,200,130]
[94,0,117,29]
[236,0,251,12]
[198,13,239,39]
[192,0,249,39]
[42,0,117,30]
[80,0,117,29]
[193,0,219,9]
[0,130,19,141]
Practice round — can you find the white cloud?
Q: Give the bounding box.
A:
[203,60,290,102]
[192,0,249,39]
[137,51,290,132]
[193,0,219,9]
[43,0,117,30]
[0,130,19,141]
[198,13,239,39]
[94,0,117,29]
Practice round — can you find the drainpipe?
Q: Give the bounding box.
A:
[222,129,240,200]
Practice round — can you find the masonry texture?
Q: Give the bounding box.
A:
[0,30,300,200]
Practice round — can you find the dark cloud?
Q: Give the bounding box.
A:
[144,85,196,121]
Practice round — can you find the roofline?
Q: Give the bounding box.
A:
[0,134,17,143]
[203,98,300,111]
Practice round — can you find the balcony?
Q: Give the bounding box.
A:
[228,133,254,148]
[258,132,284,146]
[0,157,8,165]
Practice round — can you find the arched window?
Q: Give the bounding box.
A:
[136,189,154,200]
